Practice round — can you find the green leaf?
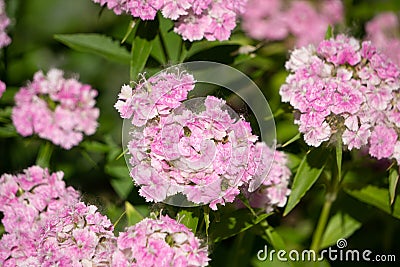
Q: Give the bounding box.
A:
[325,25,333,40]
[125,201,144,226]
[0,124,18,138]
[320,212,361,249]
[336,137,342,181]
[345,185,400,219]
[36,142,53,168]
[284,148,328,216]
[209,209,270,242]
[54,33,130,64]
[389,166,399,205]
[177,210,199,234]
[263,224,287,251]
[130,18,159,82]
[80,140,110,153]
[105,164,134,199]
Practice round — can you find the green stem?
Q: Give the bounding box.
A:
[36,141,54,168]
[310,197,333,252]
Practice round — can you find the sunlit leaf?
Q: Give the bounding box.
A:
[284,148,328,216]
[320,212,361,249]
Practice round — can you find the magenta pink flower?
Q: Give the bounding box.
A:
[12,69,100,149]
[0,0,11,48]
[92,0,246,41]
[280,34,400,163]
[241,0,344,46]
[112,215,209,267]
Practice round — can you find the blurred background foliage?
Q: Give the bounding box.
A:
[1,0,400,266]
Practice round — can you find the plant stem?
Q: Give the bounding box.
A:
[310,197,333,252]
[36,141,53,168]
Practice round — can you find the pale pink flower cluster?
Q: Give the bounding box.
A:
[366,12,400,66]
[115,69,281,210]
[12,69,100,149]
[242,0,343,46]
[38,202,116,266]
[92,0,247,41]
[280,34,400,163]
[0,166,210,266]
[0,0,11,48]
[0,80,5,98]
[242,148,291,213]
[0,166,81,266]
[112,215,209,266]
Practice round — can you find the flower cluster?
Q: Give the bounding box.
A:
[365,12,400,66]
[112,214,209,267]
[242,147,291,213]
[0,166,210,266]
[242,0,343,47]
[38,202,116,266]
[92,0,247,41]
[0,0,11,48]
[280,34,400,163]
[0,166,81,265]
[12,68,100,149]
[115,69,284,210]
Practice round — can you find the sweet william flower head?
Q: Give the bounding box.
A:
[12,68,100,149]
[116,67,276,210]
[0,0,11,48]
[0,166,81,266]
[92,0,247,41]
[241,0,344,46]
[112,214,209,267]
[280,34,400,164]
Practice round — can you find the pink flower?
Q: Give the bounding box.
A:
[369,125,398,160]
[113,215,209,267]
[0,166,81,266]
[0,80,5,98]
[12,69,99,149]
[0,0,11,48]
[241,0,344,46]
[366,12,400,66]
[116,69,275,210]
[280,34,400,164]
[93,0,246,41]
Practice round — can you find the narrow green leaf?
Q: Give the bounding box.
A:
[336,137,342,181]
[125,201,144,226]
[263,224,287,251]
[209,209,270,242]
[54,34,130,64]
[320,212,361,249]
[105,165,134,199]
[325,25,333,40]
[345,185,400,219]
[36,142,53,168]
[178,210,199,234]
[121,20,136,44]
[130,18,159,82]
[281,133,301,148]
[204,207,210,239]
[389,166,399,205]
[284,148,328,216]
